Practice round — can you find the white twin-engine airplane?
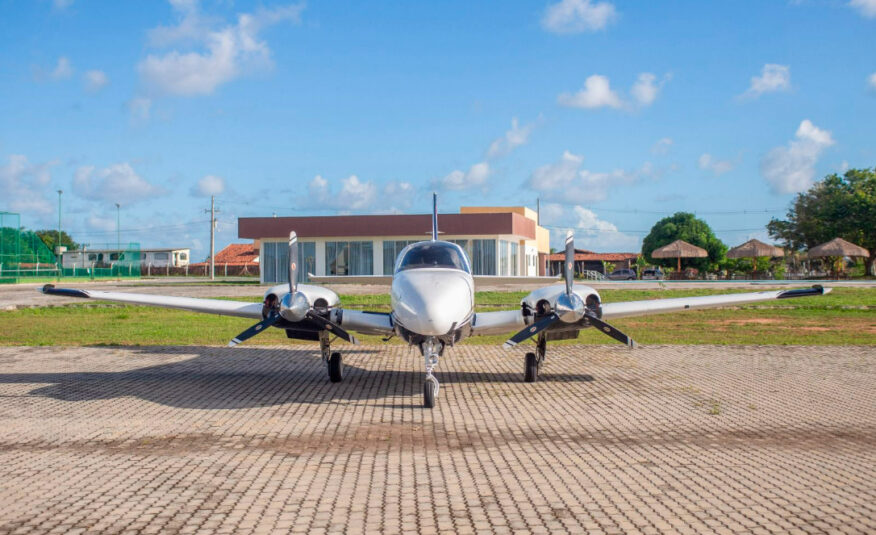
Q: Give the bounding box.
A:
[43,195,830,408]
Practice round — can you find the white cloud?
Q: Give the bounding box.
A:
[128,97,152,120]
[487,117,537,159]
[697,153,735,176]
[559,72,668,110]
[540,203,639,252]
[633,73,671,107]
[558,75,623,109]
[526,151,646,204]
[868,72,876,90]
[630,73,663,107]
[86,214,117,232]
[542,0,617,34]
[191,174,226,197]
[0,155,57,216]
[760,119,835,194]
[849,0,876,18]
[83,69,108,92]
[307,175,414,212]
[51,56,73,80]
[434,161,490,191]
[651,137,673,155]
[53,0,73,10]
[73,163,166,204]
[741,64,791,99]
[138,1,304,96]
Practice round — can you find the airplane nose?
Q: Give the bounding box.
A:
[392,271,472,336]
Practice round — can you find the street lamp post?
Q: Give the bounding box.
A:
[57,190,62,278]
[115,202,121,254]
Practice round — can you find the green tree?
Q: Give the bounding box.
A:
[767,168,876,275]
[35,230,80,252]
[642,212,727,272]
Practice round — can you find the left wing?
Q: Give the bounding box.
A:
[41,285,263,318]
[471,285,831,341]
[600,285,831,320]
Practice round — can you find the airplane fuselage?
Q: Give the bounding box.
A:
[388,240,475,345]
[391,267,475,339]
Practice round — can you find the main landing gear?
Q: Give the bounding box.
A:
[421,337,443,408]
[524,334,547,383]
[319,331,344,383]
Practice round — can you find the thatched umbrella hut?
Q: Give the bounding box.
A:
[651,239,708,271]
[807,237,870,276]
[727,238,784,270]
[807,237,870,258]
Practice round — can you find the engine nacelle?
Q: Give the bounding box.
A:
[262,283,341,319]
[521,284,601,320]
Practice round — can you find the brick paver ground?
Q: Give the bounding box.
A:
[0,344,873,534]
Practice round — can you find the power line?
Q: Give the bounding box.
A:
[63,219,213,236]
[540,224,767,234]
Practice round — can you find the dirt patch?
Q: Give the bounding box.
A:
[2,423,873,457]
[707,318,784,326]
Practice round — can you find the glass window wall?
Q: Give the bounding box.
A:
[471,239,496,275]
[326,241,373,275]
[263,241,316,283]
[383,240,416,275]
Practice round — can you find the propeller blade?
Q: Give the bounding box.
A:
[564,231,574,296]
[584,314,636,348]
[503,313,559,349]
[306,311,360,345]
[228,314,281,347]
[288,231,298,295]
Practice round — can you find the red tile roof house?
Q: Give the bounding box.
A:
[190,243,260,276]
[546,249,640,276]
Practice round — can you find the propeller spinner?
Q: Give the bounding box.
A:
[228,231,359,347]
[503,231,636,349]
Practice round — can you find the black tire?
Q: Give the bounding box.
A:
[423,380,436,409]
[328,352,343,383]
[524,352,538,383]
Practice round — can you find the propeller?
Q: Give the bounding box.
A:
[228,313,281,347]
[503,231,636,349]
[228,231,359,347]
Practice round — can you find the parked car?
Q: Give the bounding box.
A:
[607,268,637,280]
[641,267,664,280]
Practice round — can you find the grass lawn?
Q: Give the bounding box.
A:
[2,287,873,347]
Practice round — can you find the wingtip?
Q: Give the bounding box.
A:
[227,339,241,348]
[502,341,516,350]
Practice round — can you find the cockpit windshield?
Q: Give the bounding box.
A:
[396,242,471,273]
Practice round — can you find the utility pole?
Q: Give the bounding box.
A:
[207,196,218,280]
[57,190,62,277]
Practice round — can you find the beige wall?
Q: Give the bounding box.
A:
[460,206,550,254]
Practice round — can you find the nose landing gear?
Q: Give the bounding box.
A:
[421,337,443,408]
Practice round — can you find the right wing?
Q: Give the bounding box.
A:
[41,285,263,319]
[41,284,396,338]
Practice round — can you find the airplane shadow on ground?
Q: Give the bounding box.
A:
[0,346,595,410]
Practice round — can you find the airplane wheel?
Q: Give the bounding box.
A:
[423,380,436,409]
[328,352,343,383]
[524,352,538,383]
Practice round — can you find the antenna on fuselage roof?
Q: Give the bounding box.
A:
[431,192,438,241]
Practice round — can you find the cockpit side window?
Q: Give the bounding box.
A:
[396,242,471,273]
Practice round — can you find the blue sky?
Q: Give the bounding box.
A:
[1,0,874,259]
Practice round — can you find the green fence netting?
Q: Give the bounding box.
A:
[0,212,141,283]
